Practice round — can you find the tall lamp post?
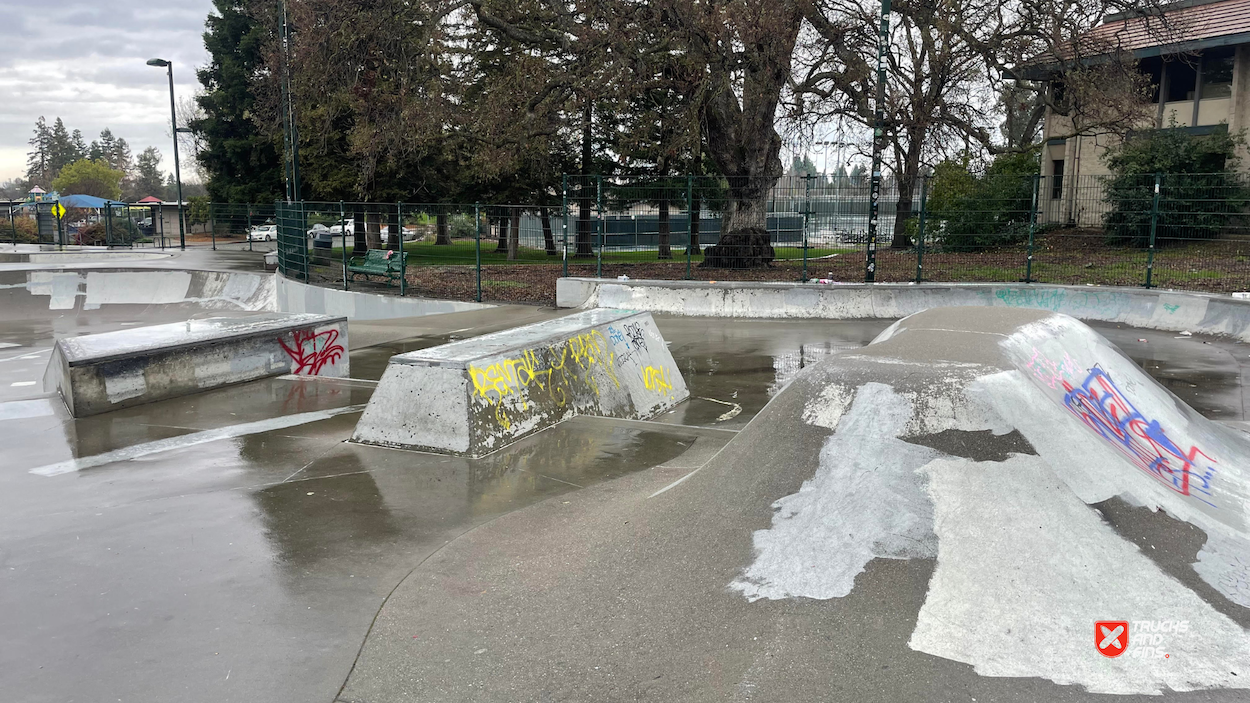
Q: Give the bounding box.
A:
[146,58,185,251]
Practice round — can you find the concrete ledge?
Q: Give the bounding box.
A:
[351,309,688,456]
[275,274,492,320]
[45,312,349,416]
[557,278,1250,341]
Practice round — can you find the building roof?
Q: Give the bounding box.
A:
[136,196,163,203]
[1015,0,1250,77]
[1087,0,1250,55]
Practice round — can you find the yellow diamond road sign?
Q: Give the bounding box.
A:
[50,203,65,219]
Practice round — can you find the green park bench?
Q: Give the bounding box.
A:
[347,249,408,285]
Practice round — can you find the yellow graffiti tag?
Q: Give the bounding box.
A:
[642,365,673,395]
[467,330,621,429]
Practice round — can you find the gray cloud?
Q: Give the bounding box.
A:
[0,0,214,181]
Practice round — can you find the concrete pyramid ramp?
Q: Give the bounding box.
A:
[342,307,1250,701]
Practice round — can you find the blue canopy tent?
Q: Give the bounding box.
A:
[57,194,129,209]
[57,195,147,246]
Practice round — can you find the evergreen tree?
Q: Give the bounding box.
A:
[111,137,133,176]
[71,130,88,162]
[129,147,167,200]
[25,117,52,186]
[48,118,77,176]
[192,0,283,202]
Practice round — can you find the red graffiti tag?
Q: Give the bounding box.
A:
[280,327,345,376]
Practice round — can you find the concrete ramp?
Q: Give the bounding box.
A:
[46,313,349,416]
[351,309,688,456]
[341,306,1250,701]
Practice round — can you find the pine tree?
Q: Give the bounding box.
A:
[47,118,77,176]
[112,137,133,175]
[25,117,52,186]
[71,130,88,161]
[192,0,283,202]
[130,147,167,200]
[95,128,117,164]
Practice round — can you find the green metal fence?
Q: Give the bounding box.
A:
[261,172,1250,303]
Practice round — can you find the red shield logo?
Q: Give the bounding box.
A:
[1096,621,1129,657]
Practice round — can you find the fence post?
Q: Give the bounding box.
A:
[301,200,310,283]
[562,175,569,277]
[1146,173,1161,289]
[397,201,406,297]
[1025,174,1040,283]
[596,175,603,278]
[803,174,812,282]
[210,202,216,251]
[685,175,694,280]
[247,206,254,252]
[475,203,482,303]
[9,202,15,246]
[915,177,929,284]
[339,201,348,291]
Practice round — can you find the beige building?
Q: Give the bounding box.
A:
[1037,0,1250,225]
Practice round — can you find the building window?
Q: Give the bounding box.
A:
[1051,159,1065,199]
[1165,61,1198,101]
[1201,48,1235,99]
[1140,56,1164,103]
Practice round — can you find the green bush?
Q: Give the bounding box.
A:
[449,213,478,239]
[1102,127,1250,246]
[927,150,1039,252]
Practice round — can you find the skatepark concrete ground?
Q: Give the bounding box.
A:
[3,247,1250,702]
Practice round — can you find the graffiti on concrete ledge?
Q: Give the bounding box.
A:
[1062,366,1217,507]
[469,330,621,430]
[280,327,345,376]
[642,365,673,395]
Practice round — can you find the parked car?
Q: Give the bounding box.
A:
[248,224,277,242]
[381,224,419,241]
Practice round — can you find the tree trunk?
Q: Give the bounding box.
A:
[698,178,775,269]
[507,208,520,260]
[387,207,401,250]
[365,211,382,251]
[541,208,556,255]
[695,8,802,267]
[658,196,671,259]
[435,211,450,245]
[496,212,508,252]
[686,192,701,255]
[352,204,367,255]
[891,143,923,249]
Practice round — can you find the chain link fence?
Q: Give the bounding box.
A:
[258,172,1250,303]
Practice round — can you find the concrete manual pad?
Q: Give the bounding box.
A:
[45,312,349,416]
[352,308,688,456]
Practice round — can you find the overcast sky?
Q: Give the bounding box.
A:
[0,1,214,183]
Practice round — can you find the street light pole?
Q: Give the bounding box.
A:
[147,58,185,251]
[865,0,891,283]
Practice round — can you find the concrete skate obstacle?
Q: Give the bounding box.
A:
[557,277,1250,341]
[45,312,349,417]
[351,309,688,456]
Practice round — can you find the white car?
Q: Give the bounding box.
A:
[381,224,419,241]
[248,224,277,242]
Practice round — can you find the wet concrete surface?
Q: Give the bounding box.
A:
[3,291,1250,702]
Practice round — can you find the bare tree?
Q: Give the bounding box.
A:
[793,0,1169,248]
